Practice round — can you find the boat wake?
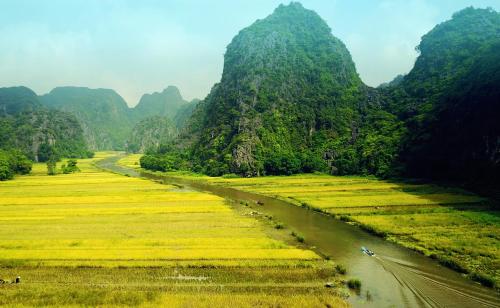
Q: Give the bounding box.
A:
[375,255,499,308]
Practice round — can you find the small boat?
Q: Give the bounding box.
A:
[361,246,375,256]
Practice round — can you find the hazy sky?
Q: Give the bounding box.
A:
[1,0,499,106]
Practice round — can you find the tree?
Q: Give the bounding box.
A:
[41,144,59,175]
[47,161,57,176]
[0,149,33,181]
[61,159,80,174]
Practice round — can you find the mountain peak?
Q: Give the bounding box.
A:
[0,86,40,115]
[404,6,500,93]
[187,3,364,176]
[133,86,187,120]
[275,2,305,12]
[221,2,360,93]
[162,85,181,95]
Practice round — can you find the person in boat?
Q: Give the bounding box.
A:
[361,246,375,256]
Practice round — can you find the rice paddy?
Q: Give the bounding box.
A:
[129,159,498,288]
[0,152,347,306]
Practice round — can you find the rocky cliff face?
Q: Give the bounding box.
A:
[127,116,177,153]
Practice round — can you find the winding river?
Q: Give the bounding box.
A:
[97,155,499,307]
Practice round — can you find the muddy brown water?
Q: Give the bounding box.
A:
[97,156,500,308]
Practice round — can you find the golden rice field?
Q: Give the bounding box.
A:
[117,153,142,169]
[124,155,498,288]
[0,152,347,307]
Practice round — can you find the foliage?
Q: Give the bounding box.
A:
[347,278,361,290]
[0,86,93,163]
[335,264,347,275]
[163,5,499,187]
[382,7,500,187]
[37,142,59,163]
[40,87,134,151]
[177,2,373,177]
[140,151,189,172]
[0,149,32,180]
[61,159,80,174]
[47,160,57,175]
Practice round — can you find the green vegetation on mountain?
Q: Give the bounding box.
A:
[126,88,200,153]
[0,86,41,115]
[133,86,188,121]
[127,116,177,153]
[39,86,197,151]
[0,87,92,175]
[143,5,499,192]
[382,7,500,188]
[144,2,403,178]
[40,87,134,151]
[174,99,200,129]
[179,3,386,176]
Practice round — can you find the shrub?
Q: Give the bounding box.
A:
[0,159,13,180]
[347,278,361,290]
[0,149,33,180]
[47,161,57,175]
[339,215,351,222]
[61,159,80,174]
[435,255,469,274]
[468,272,495,288]
[274,222,285,229]
[335,264,347,275]
[263,151,301,175]
[291,231,305,243]
[9,150,32,174]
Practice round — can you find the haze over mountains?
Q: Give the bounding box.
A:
[38,86,197,151]
[0,86,90,162]
[1,2,499,189]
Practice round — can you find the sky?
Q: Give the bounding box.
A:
[1,0,499,106]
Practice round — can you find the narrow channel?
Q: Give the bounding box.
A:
[97,155,500,308]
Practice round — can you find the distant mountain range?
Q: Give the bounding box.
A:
[36,85,198,151]
[0,86,91,161]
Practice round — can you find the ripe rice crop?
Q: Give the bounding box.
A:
[0,152,346,306]
[122,153,497,288]
[0,154,319,268]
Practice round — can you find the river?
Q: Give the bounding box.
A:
[97,155,500,307]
